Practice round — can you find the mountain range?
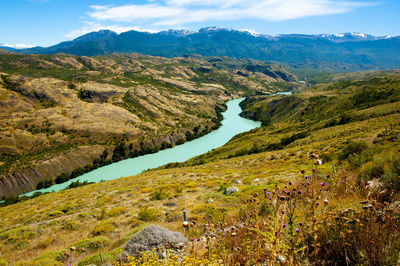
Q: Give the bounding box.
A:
[2,27,400,71]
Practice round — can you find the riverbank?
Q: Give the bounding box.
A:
[20,98,260,197]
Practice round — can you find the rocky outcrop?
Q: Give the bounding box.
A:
[245,64,297,82]
[224,187,239,195]
[0,145,104,198]
[124,225,187,258]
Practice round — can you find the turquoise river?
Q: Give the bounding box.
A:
[25,97,261,195]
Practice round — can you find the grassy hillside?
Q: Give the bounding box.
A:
[0,53,299,197]
[0,72,399,265]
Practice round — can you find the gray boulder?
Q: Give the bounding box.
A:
[224,187,239,195]
[124,225,187,258]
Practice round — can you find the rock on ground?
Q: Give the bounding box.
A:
[124,225,187,258]
[224,187,239,195]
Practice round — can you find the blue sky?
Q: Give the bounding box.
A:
[1,0,399,47]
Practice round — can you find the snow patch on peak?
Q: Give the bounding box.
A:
[236,29,262,37]
[161,29,194,37]
[199,26,221,32]
[350,32,367,38]
[334,33,345,38]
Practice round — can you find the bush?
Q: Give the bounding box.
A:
[65,180,92,189]
[71,236,110,251]
[91,220,116,236]
[36,237,54,249]
[107,207,127,217]
[312,204,400,265]
[359,160,385,181]
[55,173,69,184]
[359,153,400,194]
[382,153,400,193]
[280,131,309,146]
[78,248,119,266]
[339,141,369,161]
[34,250,68,264]
[62,220,78,231]
[150,189,169,201]
[175,138,185,145]
[1,227,37,243]
[36,179,54,189]
[48,211,64,218]
[320,152,333,162]
[137,207,160,222]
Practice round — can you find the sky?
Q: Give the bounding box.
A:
[1,0,400,48]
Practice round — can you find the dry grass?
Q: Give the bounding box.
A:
[1,72,399,264]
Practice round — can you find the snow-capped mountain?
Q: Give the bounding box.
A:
[318,32,390,43]
[197,27,264,37]
[7,27,400,71]
[159,29,195,37]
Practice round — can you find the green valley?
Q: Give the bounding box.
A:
[0,69,399,265]
[0,53,298,198]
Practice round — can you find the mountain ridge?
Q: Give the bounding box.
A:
[2,27,400,71]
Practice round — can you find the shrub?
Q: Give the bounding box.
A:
[280,131,309,146]
[58,204,74,214]
[107,207,127,217]
[339,141,369,161]
[359,153,400,194]
[150,189,169,201]
[184,181,197,188]
[382,153,400,193]
[1,227,37,243]
[137,207,160,222]
[48,211,64,218]
[78,248,119,266]
[55,173,70,184]
[66,180,92,189]
[175,138,186,145]
[71,236,110,251]
[91,220,116,236]
[96,196,112,207]
[320,152,333,162]
[359,160,385,181]
[34,250,68,264]
[36,237,54,249]
[36,179,54,189]
[61,220,78,231]
[311,204,400,265]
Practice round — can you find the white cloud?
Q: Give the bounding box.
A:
[165,0,246,7]
[89,4,184,22]
[65,0,376,38]
[87,0,376,26]
[1,43,35,49]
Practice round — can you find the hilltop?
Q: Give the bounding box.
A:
[0,71,399,265]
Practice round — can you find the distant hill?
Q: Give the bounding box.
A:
[14,28,400,71]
